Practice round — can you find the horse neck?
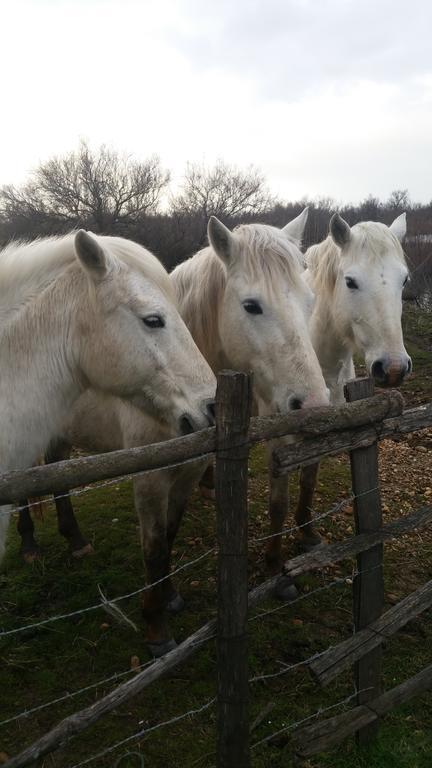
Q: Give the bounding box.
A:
[0,271,85,471]
[309,290,353,403]
[172,251,226,374]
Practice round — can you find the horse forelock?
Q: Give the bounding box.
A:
[0,233,173,322]
[351,221,406,264]
[232,223,305,296]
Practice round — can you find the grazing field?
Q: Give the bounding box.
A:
[1,304,432,768]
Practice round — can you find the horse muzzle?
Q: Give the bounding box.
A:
[370,356,412,387]
[179,399,216,435]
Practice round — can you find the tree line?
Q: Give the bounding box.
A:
[1,142,431,297]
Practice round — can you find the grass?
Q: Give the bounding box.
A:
[1,302,432,767]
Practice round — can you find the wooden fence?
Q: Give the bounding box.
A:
[2,371,432,768]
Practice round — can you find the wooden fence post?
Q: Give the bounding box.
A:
[216,370,252,768]
[344,377,384,745]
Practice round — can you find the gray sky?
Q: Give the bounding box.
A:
[2,0,431,203]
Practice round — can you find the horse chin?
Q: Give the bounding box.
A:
[373,372,405,388]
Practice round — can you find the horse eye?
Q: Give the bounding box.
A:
[243,300,263,315]
[345,277,359,290]
[142,314,165,329]
[403,275,409,287]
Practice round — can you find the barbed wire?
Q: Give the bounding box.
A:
[250,561,383,625]
[68,697,216,768]
[0,449,215,520]
[249,574,352,628]
[0,562,372,725]
[0,417,386,523]
[0,659,156,727]
[0,546,215,638]
[249,562,383,684]
[250,485,380,545]
[250,687,369,749]
[0,482,382,639]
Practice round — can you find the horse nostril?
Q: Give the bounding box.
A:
[206,400,216,425]
[407,358,413,375]
[290,397,303,411]
[371,360,386,383]
[180,415,196,436]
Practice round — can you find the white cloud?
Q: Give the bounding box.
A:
[1,0,431,203]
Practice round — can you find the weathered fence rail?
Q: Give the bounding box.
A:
[2,372,432,768]
[0,390,405,503]
[295,664,432,758]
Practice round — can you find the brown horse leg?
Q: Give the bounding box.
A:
[17,501,41,562]
[295,462,322,550]
[164,468,197,613]
[45,440,93,557]
[265,473,289,572]
[266,473,298,602]
[135,474,176,657]
[198,462,215,500]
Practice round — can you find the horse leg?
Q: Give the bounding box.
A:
[265,471,298,601]
[198,461,215,500]
[135,473,176,657]
[17,501,41,562]
[164,467,198,613]
[265,471,289,572]
[45,440,93,557]
[295,462,322,550]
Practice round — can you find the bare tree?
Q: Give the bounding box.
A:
[387,189,411,211]
[0,142,169,234]
[170,160,273,245]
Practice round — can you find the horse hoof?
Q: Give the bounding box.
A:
[22,549,41,563]
[147,638,177,658]
[167,593,185,614]
[273,575,299,602]
[72,543,94,559]
[199,484,215,501]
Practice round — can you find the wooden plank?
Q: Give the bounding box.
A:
[216,371,251,768]
[345,377,383,745]
[0,392,405,504]
[249,390,403,441]
[272,401,432,476]
[295,664,432,757]
[309,579,432,686]
[283,505,432,579]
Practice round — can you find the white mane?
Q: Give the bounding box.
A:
[173,222,306,363]
[306,221,406,297]
[0,233,173,324]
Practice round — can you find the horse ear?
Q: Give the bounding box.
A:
[330,213,351,248]
[282,207,309,244]
[389,212,406,242]
[208,216,235,264]
[74,230,109,281]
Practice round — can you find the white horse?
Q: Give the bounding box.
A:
[174,209,329,411]
[0,231,216,562]
[293,212,411,545]
[25,209,329,656]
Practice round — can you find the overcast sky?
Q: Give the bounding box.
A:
[2,0,431,204]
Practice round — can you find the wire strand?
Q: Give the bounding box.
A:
[69,698,216,768]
